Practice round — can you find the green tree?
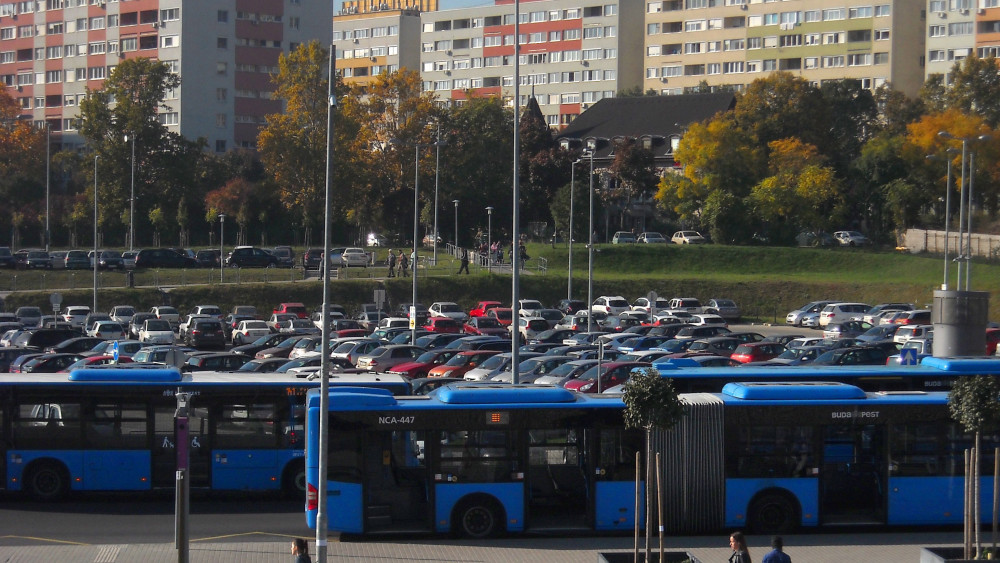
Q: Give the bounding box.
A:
[77,57,203,247]
[258,41,351,244]
[0,84,45,238]
[622,369,685,562]
[519,97,569,228]
[732,72,828,151]
[945,55,1000,128]
[820,79,878,173]
[948,375,1000,559]
[607,137,658,231]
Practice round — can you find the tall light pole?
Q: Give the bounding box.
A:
[93,154,98,313]
[432,123,445,264]
[939,131,991,289]
[486,206,493,272]
[124,132,135,251]
[586,148,595,333]
[218,214,225,283]
[411,144,420,344]
[44,122,50,252]
[927,152,954,290]
[452,200,459,252]
[568,157,581,301]
[511,0,522,383]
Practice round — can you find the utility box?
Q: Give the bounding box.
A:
[933,290,989,357]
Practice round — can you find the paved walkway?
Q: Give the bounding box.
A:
[0,531,965,562]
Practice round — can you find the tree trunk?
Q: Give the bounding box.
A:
[645,427,653,563]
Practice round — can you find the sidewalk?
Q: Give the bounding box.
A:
[0,531,963,562]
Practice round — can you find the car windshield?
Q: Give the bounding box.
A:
[444,354,473,367]
[577,365,609,382]
[477,355,508,370]
[158,307,178,315]
[439,304,461,313]
[475,318,501,328]
[492,310,511,320]
[145,320,171,331]
[547,362,584,377]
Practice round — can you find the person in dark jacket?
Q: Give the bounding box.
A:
[387,249,396,278]
[729,531,752,563]
[291,538,311,563]
[457,248,470,274]
[761,536,791,563]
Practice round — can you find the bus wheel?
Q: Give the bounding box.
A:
[26,462,69,501]
[455,497,504,538]
[282,462,306,499]
[748,493,799,535]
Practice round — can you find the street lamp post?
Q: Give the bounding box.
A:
[938,131,991,290]
[486,206,493,272]
[219,214,225,283]
[44,123,50,252]
[453,200,459,254]
[93,154,98,313]
[411,144,420,344]
[586,149,595,333]
[124,133,135,251]
[926,152,954,290]
[568,158,581,301]
[432,123,445,265]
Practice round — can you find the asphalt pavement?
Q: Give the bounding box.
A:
[0,530,966,562]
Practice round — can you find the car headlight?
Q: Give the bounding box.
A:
[580,382,594,391]
[440,370,454,377]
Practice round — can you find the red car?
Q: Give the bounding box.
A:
[463,316,508,337]
[487,307,513,327]
[469,301,502,318]
[273,302,308,319]
[563,361,650,393]
[730,342,786,364]
[386,349,459,378]
[426,317,463,333]
[334,328,370,339]
[427,350,500,378]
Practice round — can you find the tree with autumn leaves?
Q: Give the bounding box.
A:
[658,59,1000,245]
[0,84,45,246]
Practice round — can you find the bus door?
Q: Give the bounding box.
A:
[593,428,644,531]
[151,403,210,489]
[820,424,886,525]
[526,428,590,530]
[360,430,432,532]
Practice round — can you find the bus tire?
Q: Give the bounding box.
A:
[453,496,505,538]
[282,461,306,499]
[748,492,799,535]
[26,461,69,501]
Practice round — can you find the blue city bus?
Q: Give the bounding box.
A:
[651,356,1000,393]
[306,379,993,536]
[0,368,411,500]
[305,384,645,537]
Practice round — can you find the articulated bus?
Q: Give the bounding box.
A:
[0,368,410,500]
[306,379,993,536]
[652,356,999,393]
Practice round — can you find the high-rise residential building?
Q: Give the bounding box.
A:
[419,0,643,127]
[333,0,431,87]
[0,0,331,151]
[642,0,925,97]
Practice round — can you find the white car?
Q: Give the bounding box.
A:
[150,306,181,328]
[818,302,871,327]
[671,230,707,244]
[517,299,544,317]
[88,321,127,340]
[63,305,91,328]
[428,302,469,322]
[232,320,271,345]
[632,297,670,314]
[689,313,728,327]
[138,319,176,345]
[592,296,630,316]
[637,232,667,243]
[833,230,869,246]
[110,305,136,326]
[341,247,370,268]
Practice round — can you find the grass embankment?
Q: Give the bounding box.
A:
[3,244,997,322]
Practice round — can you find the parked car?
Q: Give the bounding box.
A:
[822,320,872,340]
[90,250,124,270]
[555,299,587,315]
[811,345,892,366]
[184,318,227,349]
[270,246,295,268]
[818,302,871,327]
[426,317,463,333]
[150,306,181,328]
[385,349,459,379]
[631,296,670,315]
[564,361,651,393]
[786,300,835,327]
[611,231,636,244]
[429,302,469,322]
[64,250,91,270]
[0,246,14,268]
[121,250,138,269]
[862,303,914,325]
[855,324,900,343]
[183,353,250,372]
[87,321,126,340]
[592,296,630,316]
[833,230,870,246]
[195,249,220,268]
[134,248,198,268]
[356,344,426,372]
[796,230,836,247]
[894,309,932,326]
[427,350,500,378]
[704,299,741,322]
[469,300,503,318]
[366,233,388,247]
[730,342,786,364]
[302,248,325,269]
[138,319,176,344]
[340,247,370,268]
[894,324,934,344]
[226,246,279,268]
[21,353,85,373]
[274,302,309,319]
[637,232,667,243]
[44,336,105,354]
[231,320,271,345]
[671,231,706,244]
[486,307,513,327]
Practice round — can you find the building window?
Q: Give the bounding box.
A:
[873,52,888,64]
[928,50,946,62]
[218,11,228,22]
[215,140,226,152]
[217,37,227,49]
[848,6,873,18]
[217,62,227,75]
[121,37,137,52]
[161,36,178,48]
[929,25,946,38]
[216,113,226,127]
[216,88,227,101]
[875,29,889,41]
[874,4,891,16]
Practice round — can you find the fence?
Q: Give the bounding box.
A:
[902,228,1000,260]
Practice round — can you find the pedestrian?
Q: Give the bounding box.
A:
[399,249,409,277]
[762,536,791,563]
[728,531,752,563]
[387,249,396,278]
[291,538,311,563]
[457,247,470,274]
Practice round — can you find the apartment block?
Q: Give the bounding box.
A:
[333,0,430,87]
[0,0,331,152]
[643,0,925,97]
[419,0,643,127]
